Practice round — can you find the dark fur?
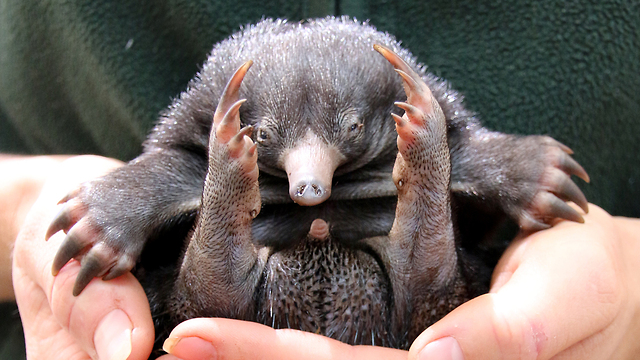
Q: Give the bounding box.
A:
[49,17,588,357]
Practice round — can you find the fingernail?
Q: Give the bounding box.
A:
[418,337,464,360]
[94,309,133,360]
[163,336,217,360]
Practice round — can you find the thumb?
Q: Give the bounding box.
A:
[13,155,154,360]
[407,210,622,360]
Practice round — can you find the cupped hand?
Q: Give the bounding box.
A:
[12,156,156,360]
[161,205,640,360]
[409,204,640,360]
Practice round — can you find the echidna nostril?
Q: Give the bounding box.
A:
[290,178,331,206]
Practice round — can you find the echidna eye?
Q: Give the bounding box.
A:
[349,123,360,132]
[257,129,268,142]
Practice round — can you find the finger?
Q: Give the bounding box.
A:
[51,261,154,360]
[409,205,623,360]
[163,318,407,360]
[13,255,90,359]
[13,155,154,360]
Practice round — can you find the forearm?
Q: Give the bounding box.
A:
[0,155,71,301]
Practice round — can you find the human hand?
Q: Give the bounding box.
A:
[409,204,640,360]
[161,205,640,360]
[12,155,157,360]
[0,155,71,301]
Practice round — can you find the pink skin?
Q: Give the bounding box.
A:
[282,131,344,206]
[308,218,330,240]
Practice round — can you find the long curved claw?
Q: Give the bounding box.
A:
[57,188,80,204]
[391,113,407,127]
[394,101,425,126]
[394,69,429,110]
[69,243,134,296]
[48,175,159,297]
[55,226,136,296]
[213,60,253,135]
[72,252,108,296]
[46,199,86,240]
[542,137,590,183]
[540,192,585,224]
[373,44,419,83]
[208,63,260,188]
[520,191,585,231]
[228,125,254,158]
[216,99,247,144]
[518,212,552,232]
[392,102,427,150]
[546,168,589,213]
[374,44,434,115]
[376,44,447,158]
[546,138,574,155]
[557,151,590,183]
[102,254,136,282]
[512,138,591,229]
[46,207,73,241]
[52,227,93,276]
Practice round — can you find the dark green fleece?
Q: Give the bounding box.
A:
[0,1,638,213]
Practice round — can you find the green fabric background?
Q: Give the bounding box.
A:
[0,1,639,357]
